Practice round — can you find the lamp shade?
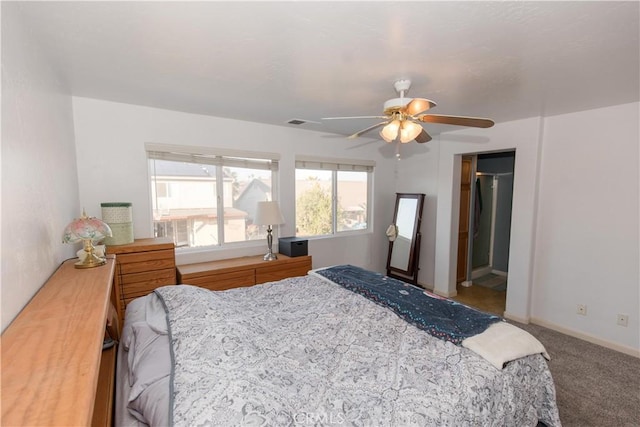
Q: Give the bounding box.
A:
[399,121,423,143]
[63,210,113,269]
[254,201,285,226]
[380,120,401,143]
[62,210,113,244]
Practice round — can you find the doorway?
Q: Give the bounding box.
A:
[454,151,515,315]
[472,174,495,274]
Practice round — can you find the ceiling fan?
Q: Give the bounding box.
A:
[323,79,495,144]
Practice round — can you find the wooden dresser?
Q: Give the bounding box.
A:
[107,237,176,328]
[177,254,312,291]
[1,257,117,426]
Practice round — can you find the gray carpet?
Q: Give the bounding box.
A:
[512,321,640,426]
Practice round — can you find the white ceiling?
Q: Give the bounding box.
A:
[11,1,640,139]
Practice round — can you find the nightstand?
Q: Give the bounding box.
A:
[106,237,176,328]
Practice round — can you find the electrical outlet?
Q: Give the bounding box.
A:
[577,304,587,315]
[617,314,629,327]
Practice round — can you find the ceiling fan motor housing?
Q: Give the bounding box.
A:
[383,79,413,113]
[384,97,412,114]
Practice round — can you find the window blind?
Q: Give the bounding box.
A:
[146,143,279,171]
[295,156,374,172]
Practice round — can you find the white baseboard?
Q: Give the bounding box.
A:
[424,288,638,358]
[530,317,640,358]
[491,269,507,277]
[503,311,529,324]
[433,288,457,298]
[418,281,433,291]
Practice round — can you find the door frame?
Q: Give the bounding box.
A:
[432,117,542,323]
[463,160,513,286]
[470,172,499,276]
[456,156,473,284]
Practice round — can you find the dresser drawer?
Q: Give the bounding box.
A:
[181,269,255,291]
[256,258,311,284]
[119,268,176,285]
[176,254,312,294]
[117,249,175,274]
[122,280,173,301]
[121,281,166,300]
[120,268,176,293]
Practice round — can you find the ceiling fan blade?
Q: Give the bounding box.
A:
[418,114,495,128]
[322,115,388,120]
[414,129,432,143]
[404,98,437,116]
[347,121,390,139]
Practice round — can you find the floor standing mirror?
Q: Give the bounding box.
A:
[386,193,425,285]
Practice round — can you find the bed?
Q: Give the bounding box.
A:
[116,265,561,426]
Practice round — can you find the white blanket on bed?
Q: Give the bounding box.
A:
[149,276,560,426]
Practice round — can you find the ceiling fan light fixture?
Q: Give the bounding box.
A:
[327,79,494,145]
[380,119,401,143]
[399,120,422,143]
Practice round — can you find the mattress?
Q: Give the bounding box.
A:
[115,294,168,427]
[116,271,560,426]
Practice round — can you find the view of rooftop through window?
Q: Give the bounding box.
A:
[150,159,273,248]
[150,158,371,247]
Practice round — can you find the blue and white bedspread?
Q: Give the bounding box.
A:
[312,265,501,345]
[154,272,561,426]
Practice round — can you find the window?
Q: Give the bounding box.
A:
[295,156,373,237]
[147,144,279,249]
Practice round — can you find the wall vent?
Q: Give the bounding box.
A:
[287,119,307,125]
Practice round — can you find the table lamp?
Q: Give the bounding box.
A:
[62,209,113,268]
[254,201,285,261]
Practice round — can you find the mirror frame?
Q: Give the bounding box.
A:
[386,193,425,285]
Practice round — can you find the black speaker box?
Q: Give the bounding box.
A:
[278,237,308,257]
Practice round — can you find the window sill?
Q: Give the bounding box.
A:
[174,240,267,266]
[295,229,373,241]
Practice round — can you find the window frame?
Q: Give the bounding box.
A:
[295,156,374,238]
[146,143,280,251]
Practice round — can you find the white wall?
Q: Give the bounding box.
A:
[392,140,440,287]
[1,4,80,331]
[71,97,397,271]
[396,103,639,354]
[532,102,639,353]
